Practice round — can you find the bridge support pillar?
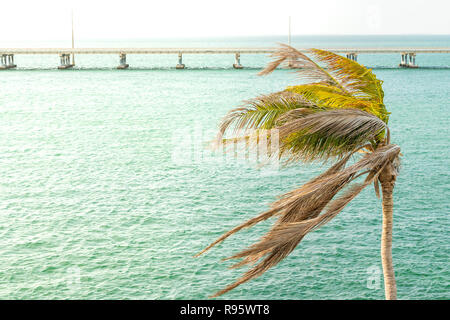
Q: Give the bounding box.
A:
[233,53,243,69]
[399,53,407,67]
[399,52,418,68]
[117,53,129,69]
[176,53,185,69]
[58,54,74,69]
[346,53,357,62]
[0,54,17,69]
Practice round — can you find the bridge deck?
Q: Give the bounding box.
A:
[1,48,450,54]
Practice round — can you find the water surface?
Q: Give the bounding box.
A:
[0,36,449,299]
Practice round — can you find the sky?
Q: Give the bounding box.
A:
[1,0,449,41]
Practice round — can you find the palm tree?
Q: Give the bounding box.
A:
[195,44,400,300]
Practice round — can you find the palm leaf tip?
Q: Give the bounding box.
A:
[258,44,344,90]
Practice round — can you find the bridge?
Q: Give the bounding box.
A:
[1,47,450,70]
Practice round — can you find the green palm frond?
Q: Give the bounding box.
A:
[310,49,385,102]
[285,83,383,118]
[308,49,389,122]
[277,109,388,163]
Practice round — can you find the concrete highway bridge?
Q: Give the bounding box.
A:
[1,47,450,69]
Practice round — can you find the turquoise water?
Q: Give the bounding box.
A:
[0,36,449,299]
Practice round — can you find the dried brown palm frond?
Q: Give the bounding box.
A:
[285,83,384,119]
[223,145,400,264]
[258,44,346,91]
[275,107,318,125]
[207,144,400,298]
[194,153,354,258]
[224,172,357,269]
[196,144,398,261]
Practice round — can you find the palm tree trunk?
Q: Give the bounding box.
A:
[379,163,397,300]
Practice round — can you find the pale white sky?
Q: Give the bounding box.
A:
[1,0,449,41]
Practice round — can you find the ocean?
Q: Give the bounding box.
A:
[0,35,449,299]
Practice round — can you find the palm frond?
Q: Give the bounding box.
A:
[217,90,317,141]
[278,109,388,163]
[257,45,388,123]
[208,144,400,297]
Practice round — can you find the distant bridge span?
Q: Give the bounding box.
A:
[1,47,450,69]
